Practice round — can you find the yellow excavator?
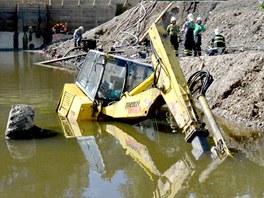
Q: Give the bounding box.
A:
[56,22,231,160]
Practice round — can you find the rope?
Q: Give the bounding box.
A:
[54,33,62,42]
[110,1,158,48]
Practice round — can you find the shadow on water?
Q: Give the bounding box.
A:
[5,126,59,140]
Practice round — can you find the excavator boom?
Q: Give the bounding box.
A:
[148,23,208,141]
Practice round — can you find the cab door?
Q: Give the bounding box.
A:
[76,51,105,102]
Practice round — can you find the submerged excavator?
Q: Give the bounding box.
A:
[56,22,231,160]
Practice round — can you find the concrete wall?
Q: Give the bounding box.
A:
[47,2,118,33]
[0,0,140,49]
[0,3,17,31]
[0,0,140,32]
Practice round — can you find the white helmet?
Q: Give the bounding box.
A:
[214,28,220,35]
[171,16,176,23]
[196,16,202,21]
[215,28,221,35]
[188,13,194,22]
[79,26,84,31]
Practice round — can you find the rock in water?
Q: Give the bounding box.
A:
[5,104,56,139]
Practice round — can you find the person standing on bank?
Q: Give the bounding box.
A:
[194,16,206,56]
[73,26,84,47]
[181,13,195,56]
[167,16,180,57]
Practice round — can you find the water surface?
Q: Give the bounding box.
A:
[0,51,263,198]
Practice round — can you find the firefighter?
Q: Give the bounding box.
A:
[167,16,180,56]
[207,28,226,56]
[52,23,67,34]
[73,26,84,47]
[60,23,67,33]
[181,13,195,56]
[194,17,206,56]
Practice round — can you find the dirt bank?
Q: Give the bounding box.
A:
[179,51,264,132]
[43,0,264,133]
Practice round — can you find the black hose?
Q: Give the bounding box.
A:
[150,40,161,87]
[187,70,214,97]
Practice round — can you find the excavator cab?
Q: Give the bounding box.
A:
[76,50,154,105]
[57,50,154,121]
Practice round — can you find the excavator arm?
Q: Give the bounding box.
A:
[147,23,210,158]
[147,23,230,159]
[149,23,206,140]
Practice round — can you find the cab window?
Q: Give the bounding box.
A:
[96,59,126,101]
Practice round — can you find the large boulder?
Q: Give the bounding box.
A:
[5,104,56,139]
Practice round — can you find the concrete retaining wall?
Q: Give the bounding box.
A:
[0,0,139,49]
[0,0,140,32]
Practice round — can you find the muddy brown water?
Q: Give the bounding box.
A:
[0,51,263,198]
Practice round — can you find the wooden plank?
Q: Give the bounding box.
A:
[34,63,76,72]
[34,53,87,65]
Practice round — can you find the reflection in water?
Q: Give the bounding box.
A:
[1,137,87,198]
[6,139,36,161]
[78,136,105,175]
[58,116,229,198]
